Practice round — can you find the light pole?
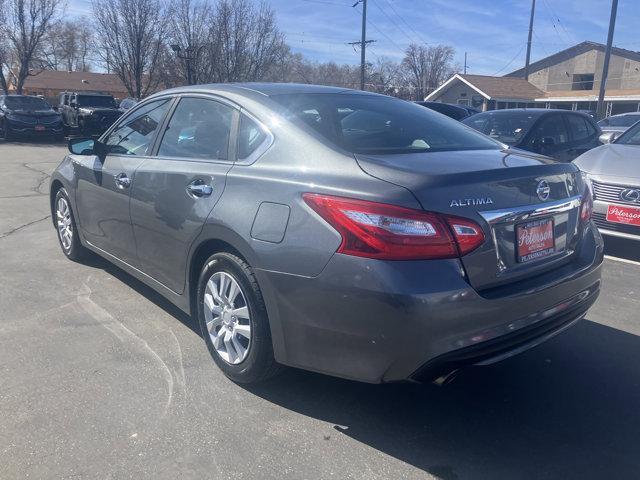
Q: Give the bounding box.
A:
[171,44,200,86]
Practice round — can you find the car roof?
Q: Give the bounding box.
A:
[471,108,591,117]
[608,112,640,117]
[160,82,383,98]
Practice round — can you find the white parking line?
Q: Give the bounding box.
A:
[604,255,640,266]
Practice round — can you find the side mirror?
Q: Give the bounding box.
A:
[70,100,77,108]
[68,137,105,157]
[599,131,621,144]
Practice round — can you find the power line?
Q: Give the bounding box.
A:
[370,0,416,45]
[492,43,526,76]
[383,0,428,45]
[353,2,407,55]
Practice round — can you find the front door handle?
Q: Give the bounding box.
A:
[114,172,131,189]
[186,179,213,198]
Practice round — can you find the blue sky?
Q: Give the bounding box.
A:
[68,0,640,75]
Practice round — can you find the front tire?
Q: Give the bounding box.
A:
[197,252,280,383]
[54,188,88,261]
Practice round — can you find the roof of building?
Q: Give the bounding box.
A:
[13,70,129,95]
[506,41,640,77]
[425,73,545,101]
[540,88,640,101]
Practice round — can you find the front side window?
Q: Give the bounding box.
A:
[462,111,538,146]
[529,115,569,146]
[238,114,268,160]
[273,93,499,154]
[566,114,591,141]
[158,97,234,160]
[105,98,171,156]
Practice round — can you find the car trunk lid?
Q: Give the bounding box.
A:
[355,148,585,291]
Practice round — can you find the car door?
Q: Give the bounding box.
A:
[526,113,572,161]
[74,97,173,264]
[564,113,600,160]
[129,95,238,294]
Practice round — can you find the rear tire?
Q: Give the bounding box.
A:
[54,187,88,262]
[1,119,12,141]
[197,252,280,383]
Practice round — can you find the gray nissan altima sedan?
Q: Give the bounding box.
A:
[50,83,603,384]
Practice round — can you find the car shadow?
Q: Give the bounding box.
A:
[79,255,639,479]
[81,254,200,335]
[603,235,640,262]
[243,320,640,480]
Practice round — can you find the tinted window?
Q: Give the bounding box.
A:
[158,97,234,160]
[105,99,171,156]
[566,114,592,141]
[529,115,569,146]
[616,122,640,146]
[462,111,538,145]
[238,114,268,159]
[272,94,499,154]
[4,96,51,110]
[77,95,116,108]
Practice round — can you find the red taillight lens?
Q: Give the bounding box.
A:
[303,193,484,260]
[581,187,593,222]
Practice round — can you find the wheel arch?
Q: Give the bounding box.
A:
[49,179,65,227]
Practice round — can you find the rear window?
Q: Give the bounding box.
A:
[271,93,499,154]
[77,95,116,108]
[462,111,538,145]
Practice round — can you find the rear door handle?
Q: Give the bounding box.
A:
[114,172,131,189]
[186,179,213,198]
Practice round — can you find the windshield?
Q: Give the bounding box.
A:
[4,96,51,110]
[599,115,640,128]
[77,95,116,108]
[271,93,500,154]
[462,111,539,145]
[615,121,640,145]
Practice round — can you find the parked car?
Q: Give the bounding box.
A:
[0,95,64,141]
[575,120,640,241]
[50,83,603,384]
[415,101,480,121]
[463,109,601,161]
[119,97,138,112]
[58,91,122,136]
[597,112,640,143]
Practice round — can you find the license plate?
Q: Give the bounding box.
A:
[606,204,640,226]
[516,218,555,263]
[35,125,45,131]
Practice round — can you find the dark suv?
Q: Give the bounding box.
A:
[0,95,63,141]
[59,92,122,136]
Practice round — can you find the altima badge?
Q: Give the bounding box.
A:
[450,198,494,207]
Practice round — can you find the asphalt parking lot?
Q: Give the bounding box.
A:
[1,140,639,480]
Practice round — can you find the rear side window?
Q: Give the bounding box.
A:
[104,99,171,156]
[272,93,499,154]
[238,114,268,160]
[462,111,538,145]
[158,97,234,160]
[529,115,569,146]
[566,114,592,141]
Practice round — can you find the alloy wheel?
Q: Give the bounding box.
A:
[203,271,252,365]
[56,196,73,251]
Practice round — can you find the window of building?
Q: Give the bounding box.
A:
[572,73,594,91]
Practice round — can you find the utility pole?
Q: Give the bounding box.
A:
[350,0,375,90]
[597,0,619,120]
[524,0,536,80]
[464,52,468,74]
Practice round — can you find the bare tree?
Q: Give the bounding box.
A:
[1,0,62,93]
[0,0,9,94]
[368,57,401,95]
[402,44,455,100]
[92,0,165,98]
[199,0,287,83]
[39,19,94,71]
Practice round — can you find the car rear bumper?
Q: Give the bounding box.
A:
[256,223,604,383]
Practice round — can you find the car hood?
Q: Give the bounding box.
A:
[574,144,640,179]
[79,107,119,113]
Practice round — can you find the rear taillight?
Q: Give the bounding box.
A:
[580,187,593,222]
[303,193,485,260]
